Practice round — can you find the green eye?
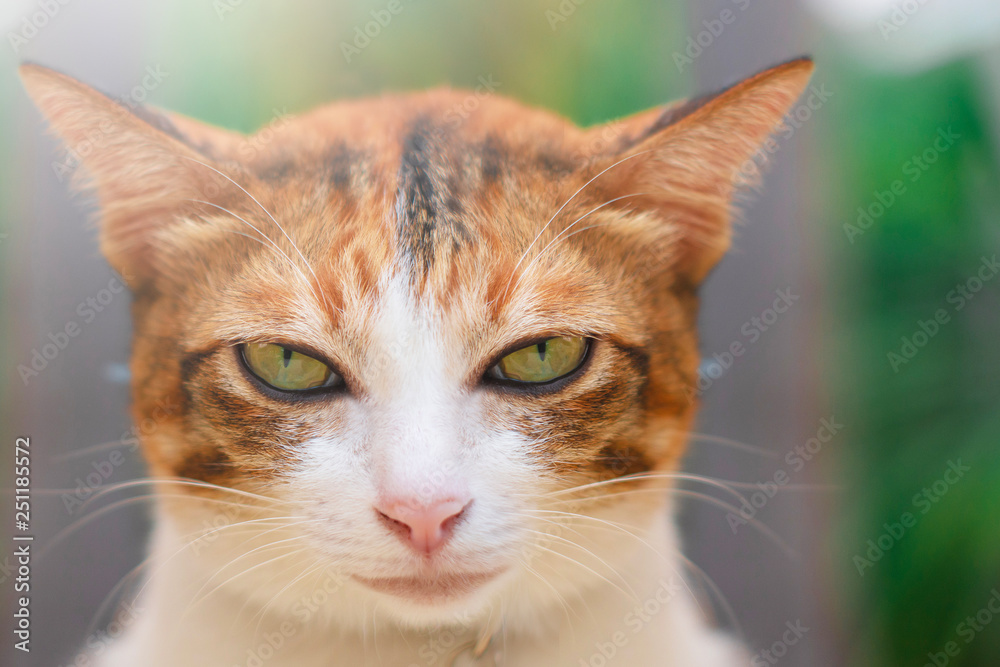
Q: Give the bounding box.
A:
[490,336,588,384]
[241,343,339,392]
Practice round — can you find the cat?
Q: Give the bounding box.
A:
[21,57,813,666]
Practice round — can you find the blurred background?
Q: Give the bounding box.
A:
[1,1,998,665]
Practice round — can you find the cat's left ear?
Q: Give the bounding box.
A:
[19,63,239,285]
[590,58,815,284]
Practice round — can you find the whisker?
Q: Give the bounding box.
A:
[85,558,149,639]
[544,471,746,503]
[38,491,286,562]
[673,550,743,640]
[517,558,581,628]
[558,486,798,559]
[514,193,651,290]
[520,525,636,597]
[678,430,779,459]
[247,558,328,635]
[179,157,337,316]
[184,547,309,620]
[525,541,637,603]
[193,524,314,595]
[49,439,140,463]
[186,516,307,553]
[499,150,654,305]
[524,508,662,559]
[525,508,741,635]
[77,476,291,514]
[130,515,305,611]
[185,198,335,315]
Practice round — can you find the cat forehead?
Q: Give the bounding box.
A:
[238,89,591,184]
[187,90,621,293]
[259,88,585,155]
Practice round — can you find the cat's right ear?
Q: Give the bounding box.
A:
[19,63,236,285]
[585,58,814,286]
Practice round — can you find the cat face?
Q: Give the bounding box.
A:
[22,61,812,629]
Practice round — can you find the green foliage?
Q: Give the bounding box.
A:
[828,59,1000,667]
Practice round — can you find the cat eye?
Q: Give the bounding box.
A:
[487,336,589,385]
[240,343,340,393]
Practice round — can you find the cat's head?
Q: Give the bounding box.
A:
[22,60,812,631]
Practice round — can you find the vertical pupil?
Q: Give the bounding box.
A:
[282,347,293,368]
[536,340,547,361]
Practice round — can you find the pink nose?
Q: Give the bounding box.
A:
[376,498,471,554]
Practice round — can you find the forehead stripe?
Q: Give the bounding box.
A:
[395,118,471,275]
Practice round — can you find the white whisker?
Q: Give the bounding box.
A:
[179,157,337,316]
[498,150,654,306]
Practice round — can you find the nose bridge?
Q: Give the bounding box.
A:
[366,275,468,499]
[364,282,476,554]
[372,382,466,501]
[371,395,473,555]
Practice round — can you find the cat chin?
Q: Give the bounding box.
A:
[351,568,505,602]
[349,570,512,630]
[349,570,578,641]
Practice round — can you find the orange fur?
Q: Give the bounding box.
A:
[20,58,814,664]
[20,53,814,516]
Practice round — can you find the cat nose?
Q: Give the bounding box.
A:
[376,497,472,554]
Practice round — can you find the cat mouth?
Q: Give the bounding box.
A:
[352,569,504,602]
